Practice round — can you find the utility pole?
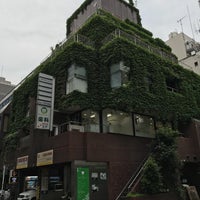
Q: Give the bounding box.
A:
[1,165,6,191]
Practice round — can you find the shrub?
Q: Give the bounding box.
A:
[140,157,162,194]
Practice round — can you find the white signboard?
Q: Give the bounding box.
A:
[16,156,29,169]
[36,105,51,129]
[35,73,55,130]
[37,150,53,166]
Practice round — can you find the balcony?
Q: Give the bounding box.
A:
[40,34,94,65]
[102,29,177,63]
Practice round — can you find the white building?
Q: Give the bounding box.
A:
[0,77,15,101]
[166,32,200,75]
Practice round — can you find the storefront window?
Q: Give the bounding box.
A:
[48,166,64,191]
[82,110,100,133]
[134,114,155,138]
[103,109,133,135]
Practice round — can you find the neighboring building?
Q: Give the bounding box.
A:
[0,1,200,200]
[0,77,15,101]
[166,32,200,75]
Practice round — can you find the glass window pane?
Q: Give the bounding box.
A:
[66,78,73,94]
[74,78,87,93]
[110,63,120,73]
[111,72,121,88]
[82,110,100,133]
[67,78,87,94]
[75,66,86,78]
[68,65,75,79]
[67,64,87,94]
[103,109,133,135]
[134,114,155,138]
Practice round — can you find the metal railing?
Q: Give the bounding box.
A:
[51,121,110,135]
[40,34,94,65]
[115,154,150,200]
[102,29,177,64]
[51,121,83,135]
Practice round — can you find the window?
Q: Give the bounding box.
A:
[134,114,155,138]
[194,61,198,67]
[82,110,100,133]
[66,64,87,94]
[103,109,133,135]
[110,61,130,88]
[48,166,63,191]
[166,77,179,93]
[144,77,153,92]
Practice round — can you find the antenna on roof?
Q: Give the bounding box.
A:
[187,5,195,40]
[134,0,137,7]
[177,16,186,34]
[195,20,200,34]
[177,16,187,51]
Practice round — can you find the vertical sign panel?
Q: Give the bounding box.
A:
[35,73,55,131]
[77,167,89,200]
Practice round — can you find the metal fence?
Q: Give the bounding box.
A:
[40,34,94,65]
[102,29,177,63]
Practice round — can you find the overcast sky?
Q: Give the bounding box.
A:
[0,0,200,85]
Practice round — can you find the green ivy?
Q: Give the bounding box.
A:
[4,8,200,153]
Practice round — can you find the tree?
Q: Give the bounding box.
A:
[140,157,162,194]
[129,0,134,6]
[153,128,180,189]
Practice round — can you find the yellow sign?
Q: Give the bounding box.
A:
[16,156,28,169]
[37,150,53,166]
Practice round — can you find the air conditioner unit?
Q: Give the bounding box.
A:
[68,124,84,132]
[191,50,196,56]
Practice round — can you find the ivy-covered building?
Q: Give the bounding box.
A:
[1,0,200,199]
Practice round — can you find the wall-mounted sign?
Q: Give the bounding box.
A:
[16,156,28,169]
[100,172,107,180]
[37,150,53,167]
[36,105,51,129]
[35,73,55,131]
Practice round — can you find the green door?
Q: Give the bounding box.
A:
[77,167,89,200]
